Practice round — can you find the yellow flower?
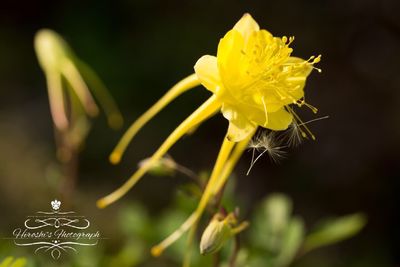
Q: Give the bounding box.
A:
[195,14,320,141]
[97,13,320,264]
[35,29,123,160]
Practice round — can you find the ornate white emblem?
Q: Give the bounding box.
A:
[12,199,100,260]
[51,199,61,211]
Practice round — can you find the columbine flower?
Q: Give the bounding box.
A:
[35,29,123,160]
[97,13,320,260]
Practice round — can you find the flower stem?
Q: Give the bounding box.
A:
[228,234,240,267]
[152,133,236,257]
[212,128,256,195]
[174,161,203,188]
[60,145,78,209]
[152,127,256,261]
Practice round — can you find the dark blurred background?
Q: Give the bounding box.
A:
[0,0,399,266]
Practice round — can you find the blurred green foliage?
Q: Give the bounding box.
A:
[302,213,366,254]
[0,181,365,267]
[0,257,26,267]
[247,194,365,267]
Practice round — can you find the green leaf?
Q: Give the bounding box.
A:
[265,193,292,236]
[250,193,293,252]
[274,217,305,267]
[118,203,151,238]
[303,213,367,254]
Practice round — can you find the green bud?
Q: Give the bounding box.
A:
[138,156,177,177]
[34,29,73,72]
[200,214,232,255]
[200,212,249,255]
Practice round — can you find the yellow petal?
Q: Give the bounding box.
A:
[194,55,221,93]
[222,104,256,142]
[217,30,249,90]
[227,120,256,142]
[233,13,260,42]
[243,29,273,63]
[263,108,293,131]
[217,30,244,71]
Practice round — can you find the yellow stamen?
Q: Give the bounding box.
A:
[109,74,200,164]
[286,105,316,140]
[304,102,318,114]
[97,95,220,208]
[261,96,269,126]
[307,54,322,72]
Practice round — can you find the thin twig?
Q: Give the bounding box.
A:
[228,234,240,267]
[175,162,204,188]
[213,252,221,267]
[56,130,78,209]
[60,146,78,208]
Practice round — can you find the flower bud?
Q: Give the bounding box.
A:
[138,156,177,177]
[199,212,249,255]
[200,214,231,255]
[34,29,71,72]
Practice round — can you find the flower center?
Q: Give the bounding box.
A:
[238,32,321,112]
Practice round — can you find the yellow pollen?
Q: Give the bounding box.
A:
[304,102,318,114]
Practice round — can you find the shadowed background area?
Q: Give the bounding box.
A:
[0,0,399,266]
